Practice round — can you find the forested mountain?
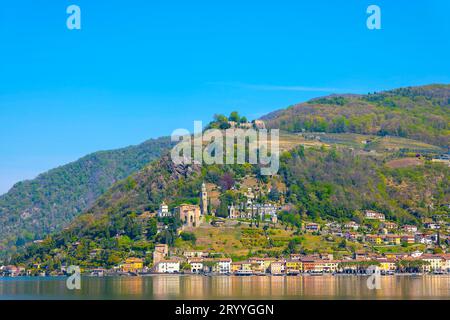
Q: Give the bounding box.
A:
[262,84,450,147]
[0,137,174,257]
[11,145,449,268]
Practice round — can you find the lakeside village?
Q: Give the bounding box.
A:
[2,182,450,278]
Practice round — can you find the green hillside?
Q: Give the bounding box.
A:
[11,145,449,268]
[0,137,174,258]
[262,84,450,147]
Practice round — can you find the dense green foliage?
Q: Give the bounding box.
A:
[0,137,174,258]
[279,146,449,224]
[262,84,450,147]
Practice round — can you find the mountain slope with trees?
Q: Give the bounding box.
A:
[0,137,175,257]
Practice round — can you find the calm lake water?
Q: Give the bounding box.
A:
[1,275,449,300]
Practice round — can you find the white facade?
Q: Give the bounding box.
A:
[217,259,231,274]
[190,262,204,273]
[158,202,170,217]
[421,256,445,272]
[156,261,180,273]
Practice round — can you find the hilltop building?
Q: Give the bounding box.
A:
[175,204,202,227]
[228,204,239,219]
[120,258,144,273]
[245,188,255,205]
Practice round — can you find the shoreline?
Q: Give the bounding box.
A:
[1,273,449,279]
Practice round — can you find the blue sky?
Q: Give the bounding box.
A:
[1,0,449,194]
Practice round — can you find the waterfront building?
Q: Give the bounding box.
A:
[424,222,441,230]
[364,210,386,221]
[120,257,144,273]
[285,260,302,274]
[353,251,370,260]
[384,252,408,260]
[188,258,204,273]
[410,250,423,258]
[270,261,284,275]
[313,260,339,273]
[301,259,316,273]
[382,222,398,230]
[421,255,445,272]
[230,262,241,273]
[245,188,255,205]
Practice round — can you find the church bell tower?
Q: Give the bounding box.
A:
[200,182,208,215]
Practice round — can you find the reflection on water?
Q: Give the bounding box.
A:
[1,275,449,300]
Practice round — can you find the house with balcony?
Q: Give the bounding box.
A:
[270,261,284,275]
[120,257,144,273]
